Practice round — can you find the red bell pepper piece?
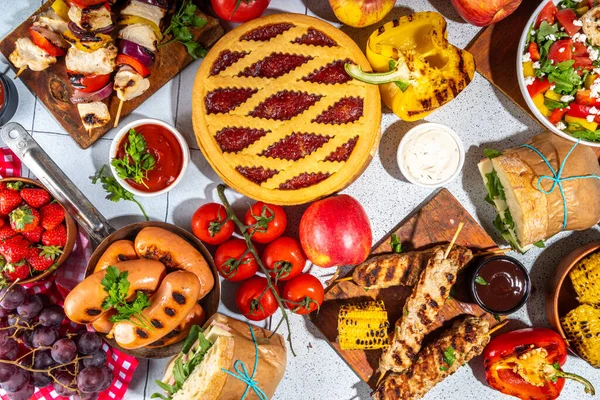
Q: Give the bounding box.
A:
[549,108,568,124]
[574,56,593,70]
[575,89,600,106]
[556,8,581,36]
[116,54,151,78]
[536,1,558,28]
[527,78,552,98]
[28,26,65,57]
[529,42,541,62]
[567,103,592,118]
[483,328,594,400]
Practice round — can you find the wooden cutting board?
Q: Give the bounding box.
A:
[309,188,503,389]
[466,0,543,116]
[0,2,224,149]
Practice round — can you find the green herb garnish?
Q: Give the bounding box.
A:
[533,240,546,248]
[442,346,456,368]
[101,266,152,329]
[111,129,156,188]
[390,233,403,253]
[485,170,506,201]
[494,314,501,322]
[484,149,502,159]
[90,166,149,221]
[475,276,489,286]
[161,0,207,59]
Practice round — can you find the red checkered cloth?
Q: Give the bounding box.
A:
[0,147,138,400]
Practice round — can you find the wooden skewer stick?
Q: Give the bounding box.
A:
[14,66,27,79]
[113,99,124,128]
[444,222,464,259]
[334,276,353,283]
[478,247,512,257]
[488,319,509,336]
[376,372,386,387]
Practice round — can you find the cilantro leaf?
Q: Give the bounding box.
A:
[110,129,156,188]
[484,149,502,159]
[161,0,207,60]
[90,166,149,221]
[442,346,456,368]
[101,266,152,328]
[475,275,489,286]
[390,234,403,253]
[533,240,546,248]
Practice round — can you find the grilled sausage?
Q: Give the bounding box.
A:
[146,303,206,348]
[134,227,214,300]
[64,259,166,325]
[112,270,201,349]
[91,309,116,334]
[94,240,138,272]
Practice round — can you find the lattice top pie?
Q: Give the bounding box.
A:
[192,13,381,205]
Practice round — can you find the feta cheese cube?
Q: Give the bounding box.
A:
[560,95,575,102]
[573,19,583,27]
[533,61,541,69]
[589,47,600,61]
[587,115,595,122]
[525,76,536,86]
[522,52,532,62]
[556,121,567,130]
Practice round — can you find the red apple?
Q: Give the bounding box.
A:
[450,0,523,27]
[299,194,372,268]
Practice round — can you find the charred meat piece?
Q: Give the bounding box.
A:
[77,102,111,130]
[68,3,113,32]
[377,249,460,374]
[9,38,57,71]
[352,245,473,290]
[66,43,118,75]
[114,65,150,101]
[373,316,491,400]
[118,23,158,52]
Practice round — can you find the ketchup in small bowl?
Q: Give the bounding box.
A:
[470,255,531,315]
[110,119,189,196]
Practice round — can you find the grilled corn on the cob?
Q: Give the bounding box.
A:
[338,300,390,350]
[561,304,600,368]
[570,252,600,304]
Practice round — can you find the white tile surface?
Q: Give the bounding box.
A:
[1,1,599,400]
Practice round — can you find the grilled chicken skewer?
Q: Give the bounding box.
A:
[373,316,491,400]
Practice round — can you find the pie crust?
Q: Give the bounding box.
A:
[192,13,381,205]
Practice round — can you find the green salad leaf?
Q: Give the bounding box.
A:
[484,149,502,159]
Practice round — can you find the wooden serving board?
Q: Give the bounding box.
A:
[0,2,224,149]
[309,188,502,389]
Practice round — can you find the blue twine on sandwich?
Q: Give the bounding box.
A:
[520,139,600,230]
[221,324,268,400]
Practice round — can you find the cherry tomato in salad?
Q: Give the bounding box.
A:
[573,42,588,57]
[192,203,235,245]
[548,39,572,63]
[536,1,558,28]
[262,236,306,282]
[29,27,65,57]
[528,42,540,62]
[235,276,279,321]
[214,238,258,281]
[556,8,581,37]
[574,56,594,70]
[211,0,270,23]
[282,274,324,315]
[244,202,287,244]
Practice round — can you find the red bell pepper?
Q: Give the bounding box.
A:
[67,71,111,93]
[116,54,151,78]
[567,103,592,118]
[28,26,65,57]
[575,89,600,106]
[527,78,552,98]
[529,42,541,62]
[549,108,568,124]
[66,0,108,8]
[484,328,594,400]
[536,1,558,28]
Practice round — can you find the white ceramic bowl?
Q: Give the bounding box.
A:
[396,122,465,188]
[109,118,190,197]
[517,0,600,147]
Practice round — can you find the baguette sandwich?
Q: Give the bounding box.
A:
[153,313,286,400]
[479,132,600,252]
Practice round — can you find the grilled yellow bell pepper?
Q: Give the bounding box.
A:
[345,12,475,121]
[118,16,163,41]
[63,31,112,52]
[51,0,69,21]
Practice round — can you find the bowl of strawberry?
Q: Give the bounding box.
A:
[0,178,76,285]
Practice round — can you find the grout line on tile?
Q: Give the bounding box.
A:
[164,191,170,222]
[31,97,38,132]
[174,74,182,126]
[142,359,150,399]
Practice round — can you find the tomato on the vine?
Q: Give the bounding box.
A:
[244,201,287,244]
[262,236,306,282]
[235,276,279,321]
[214,238,258,282]
[282,274,324,315]
[210,0,271,23]
[191,203,234,245]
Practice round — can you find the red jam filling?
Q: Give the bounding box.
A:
[324,136,358,162]
[239,53,313,79]
[249,91,322,120]
[292,28,337,47]
[210,50,249,76]
[312,97,363,125]
[302,59,352,85]
[205,88,257,114]
[279,172,331,190]
[236,166,279,184]
[240,23,295,41]
[260,133,331,161]
[215,127,269,153]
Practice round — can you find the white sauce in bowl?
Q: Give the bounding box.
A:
[398,123,463,186]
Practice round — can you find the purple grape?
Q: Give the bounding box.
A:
[37,294,51,308]
[39,305,65,327]
[32,327,58,348]
[77,332,103,355]
[0,329,9,346]
[0,306,12,317]
[21,330,33,349]
[0,338,18,360]
[53,370,77,397]
[83,349,107,368]
[1,367,29,392]
[5,380,34,400]
[0,285,26,310]
[33,349,55,369]
[51,338,77,364]
[77,366,113,393]
[0,363,16,383]
[32,371,53,388]
[7,314,30,335]
[16,295,43,318]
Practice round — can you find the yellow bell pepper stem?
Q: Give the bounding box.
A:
[51,0,70,21]
[118,16,163,41]
[344,62,411,89]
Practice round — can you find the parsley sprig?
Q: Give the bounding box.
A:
[390,234,403,253]
[440,346,456,371]
[111,129,156,189]
[101,266,153,329]
[161,0,207,59]
[90,166,149,221]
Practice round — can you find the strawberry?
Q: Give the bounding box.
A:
[20,188,51,209]
[40,203,65,231]
[0,218,5,228]
[9,206,40,233]
[22,225,43,243]
[26,246,62,271]
[0,183,6,190]
[0,235,30,263]
[0,225,17,241]
[3,261,29,281]
[0,189,23,216]
[41,225,66,247]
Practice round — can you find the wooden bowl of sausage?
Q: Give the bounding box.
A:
[65,221,220,359]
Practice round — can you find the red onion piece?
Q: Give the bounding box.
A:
[68,22,114,39]
[118,39,155,67]
[135,0,171,9]
[70,82,113,104]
